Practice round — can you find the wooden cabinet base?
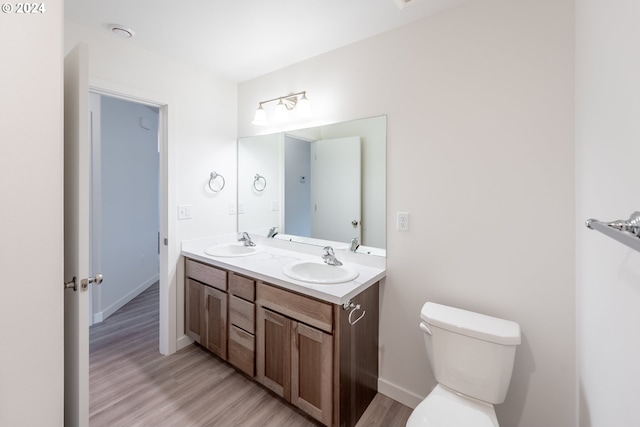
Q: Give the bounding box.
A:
[333,281,379,427]
[184,257,379,427]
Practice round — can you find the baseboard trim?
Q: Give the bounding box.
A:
[378,377,424,409]
[176,334,192,351]
[93,274,159,324]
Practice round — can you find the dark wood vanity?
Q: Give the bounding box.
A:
[184,256,379,427]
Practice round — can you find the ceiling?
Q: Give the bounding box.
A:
[65,0,466,83]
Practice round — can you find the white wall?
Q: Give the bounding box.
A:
[97,95,160,321]
[576,1,640,426]
[0,1,64,425]
[238,1,576,426]
[65,20,238,352]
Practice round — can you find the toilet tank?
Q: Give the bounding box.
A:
[420,302,521,404]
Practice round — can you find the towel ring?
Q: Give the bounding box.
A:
[208,172,225,192]
[342,301,366,326]
[253,174,267,192]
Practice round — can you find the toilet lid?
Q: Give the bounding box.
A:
[406,388,498,427]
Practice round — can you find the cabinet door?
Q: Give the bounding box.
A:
[256,307,291,400]
[185,279,204,344]
[291,321,333,426]
[204,286,227,360]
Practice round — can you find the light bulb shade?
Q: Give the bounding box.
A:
[274,99,287,122]
[252,105,267,126]
[296,93,311,117]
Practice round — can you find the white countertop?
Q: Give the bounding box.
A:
[181,233,386,305]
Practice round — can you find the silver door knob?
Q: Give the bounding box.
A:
[64,277,78,291]
[64,274,103,291]
[81,274,103,290]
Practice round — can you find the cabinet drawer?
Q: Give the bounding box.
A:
[229,295,255,334]
[257,282,333,334]
[229,273,255,301]
[186,258,227,291]
[228,325,255,377]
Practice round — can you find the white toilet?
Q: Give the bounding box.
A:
[406,302,521,427]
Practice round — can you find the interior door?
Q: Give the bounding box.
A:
[64,42,90,427]
[311,137,361,243]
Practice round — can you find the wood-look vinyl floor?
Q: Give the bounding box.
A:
[89,283,413,427]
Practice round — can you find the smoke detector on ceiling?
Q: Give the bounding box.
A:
[393,0,415,9]
[108,24,135,38]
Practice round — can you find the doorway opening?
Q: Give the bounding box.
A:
[88,93,161,326]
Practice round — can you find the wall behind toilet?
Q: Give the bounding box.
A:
[238,1,576,426]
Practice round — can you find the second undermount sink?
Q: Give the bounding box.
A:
[282,260,359,284]
[204,244,260,257]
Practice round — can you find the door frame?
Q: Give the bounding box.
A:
[89,78,176,356]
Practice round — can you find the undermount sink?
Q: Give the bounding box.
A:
[282,260,359,284]
[204,244,260,257]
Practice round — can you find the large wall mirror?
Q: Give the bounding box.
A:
[237,115,386,255]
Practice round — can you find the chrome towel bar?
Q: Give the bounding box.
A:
[586,211,640,253]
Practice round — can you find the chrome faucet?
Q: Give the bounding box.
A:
[349,237,360,252]
[267,226,278,238]
[237,232,255,247]
[322,246,342,266]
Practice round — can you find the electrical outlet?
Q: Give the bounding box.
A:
[397,211,409,231]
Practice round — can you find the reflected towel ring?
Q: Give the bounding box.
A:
[208,172,225,192]
[253,174,267,192]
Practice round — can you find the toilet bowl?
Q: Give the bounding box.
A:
[407,302,521,427]
[407,384,498,427]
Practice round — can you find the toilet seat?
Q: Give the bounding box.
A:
[406,385,499,427]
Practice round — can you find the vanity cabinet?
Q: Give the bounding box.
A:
[183,256,379,427]
[256,282,334,426]
[185,259,227,360]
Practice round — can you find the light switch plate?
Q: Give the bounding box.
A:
[178,204,192,220]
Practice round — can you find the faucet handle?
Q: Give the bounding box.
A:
[322,246,342,266]
[237,231,256,246]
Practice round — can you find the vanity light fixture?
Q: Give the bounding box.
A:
[252,104,267,126]
[252,91,311,125]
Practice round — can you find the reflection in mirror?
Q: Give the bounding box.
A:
[237,115,386,255]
